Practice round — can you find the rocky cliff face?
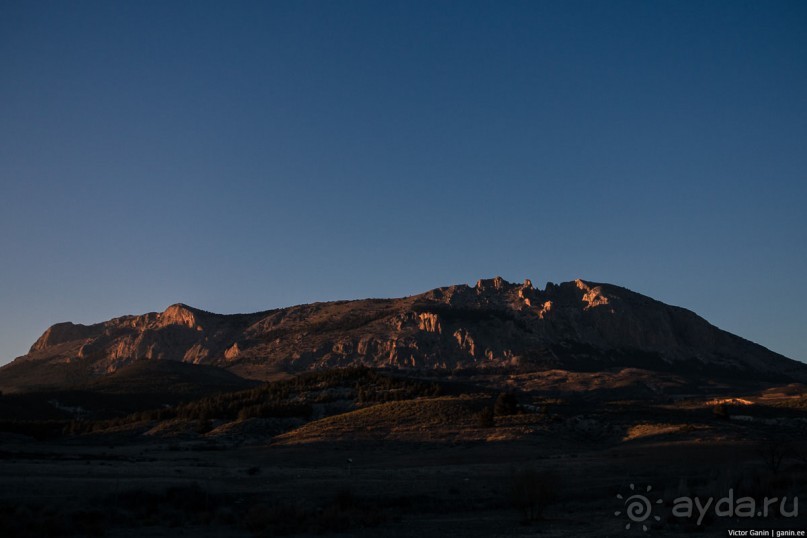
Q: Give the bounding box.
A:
[3,277,805,389]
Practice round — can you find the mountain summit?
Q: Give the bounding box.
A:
[2,277,804,391]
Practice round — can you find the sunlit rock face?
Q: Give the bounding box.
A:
[158,304,201,329]
[6,277,806,387]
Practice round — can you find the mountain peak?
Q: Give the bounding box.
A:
[159,303,209,329]
[475,276,509,291]
[29,321,97,353]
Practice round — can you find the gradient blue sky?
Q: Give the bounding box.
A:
[1,0,805,365]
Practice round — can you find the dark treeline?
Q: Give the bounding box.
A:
[16,367,447,438]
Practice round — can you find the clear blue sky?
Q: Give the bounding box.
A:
[1,0,805,365]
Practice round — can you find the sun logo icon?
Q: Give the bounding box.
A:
[615,483,663,531]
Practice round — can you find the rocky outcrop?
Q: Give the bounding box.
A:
[3,277,805,390]
[30,321,106,352]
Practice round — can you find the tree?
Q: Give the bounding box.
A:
[509,467,558,523]
[477,407,495,428]
[712,404,729,420]
[196,410,213,434]
[494,392,519,416]
[757,436,791,474]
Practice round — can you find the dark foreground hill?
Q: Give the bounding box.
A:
[1,277,805,393]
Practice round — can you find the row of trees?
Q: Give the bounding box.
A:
[59,367,447,436]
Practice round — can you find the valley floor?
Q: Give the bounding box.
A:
[1,430,805,537]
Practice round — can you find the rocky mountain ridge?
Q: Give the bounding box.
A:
[3,277,805,390]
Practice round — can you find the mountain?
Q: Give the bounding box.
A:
[2,277,805,392]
